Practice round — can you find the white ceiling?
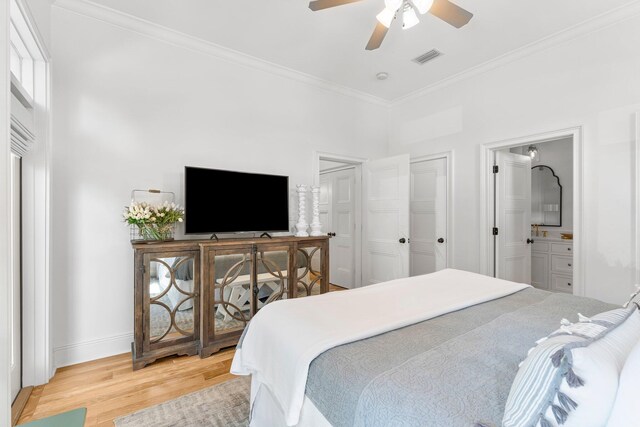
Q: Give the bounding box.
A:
[87,0,636,101]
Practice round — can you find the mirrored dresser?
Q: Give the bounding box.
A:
[131,236,329,369]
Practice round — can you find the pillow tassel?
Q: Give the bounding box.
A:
[551,404,569,424]
[557,391,578,411]
[577,313,591,322]
[539,416,553,427]
[565,367,585,388]
[550,349,564,368]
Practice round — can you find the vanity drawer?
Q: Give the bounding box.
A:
[551,243,573,254]
[532,241,549,253]
[551,273,574,294]
[551,255,573,273]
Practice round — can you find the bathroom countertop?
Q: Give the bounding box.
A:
[529,235,573,243]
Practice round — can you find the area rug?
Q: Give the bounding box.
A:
[114,377,250,427]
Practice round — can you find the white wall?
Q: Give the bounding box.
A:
[510,137,573,233]
[50,7,388,367]
[388,15,640,305]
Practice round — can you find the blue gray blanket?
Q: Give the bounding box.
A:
[305,288,614,427]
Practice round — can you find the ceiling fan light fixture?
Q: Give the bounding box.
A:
[402,5,419,29]
[376,7,395,28]
[412,0,434,14]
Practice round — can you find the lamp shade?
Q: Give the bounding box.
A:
[402,6,419,29]
[376,7,396,27]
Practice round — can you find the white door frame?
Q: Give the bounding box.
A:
[2,0,13,421]
[410,151,454,269]
[479,127,584,296]
[313,151,367,288]
[11,0,53,386]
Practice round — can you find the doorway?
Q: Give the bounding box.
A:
[315,153,365,289]
[316,152,454,288]
[319,161,359,288]
[481,128,581,294]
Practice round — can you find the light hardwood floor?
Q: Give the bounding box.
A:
[18,349,237,426]
[18,285,347,426]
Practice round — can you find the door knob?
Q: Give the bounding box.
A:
[399,238,406,244]
[327,232,336,237]
[437,238,445,244]
[526,238,535,244]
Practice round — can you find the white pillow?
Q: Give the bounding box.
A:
[503,307,640,427]
[607,334,640,427]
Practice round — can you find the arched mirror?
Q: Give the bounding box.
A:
[531,165,562,226]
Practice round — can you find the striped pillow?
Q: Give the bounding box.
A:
[502,305,640,427]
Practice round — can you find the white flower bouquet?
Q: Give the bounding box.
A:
[124,200,184,241]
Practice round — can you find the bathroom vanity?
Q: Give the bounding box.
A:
[531,237,573,293]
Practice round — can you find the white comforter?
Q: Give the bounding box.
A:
[231,268,530,426]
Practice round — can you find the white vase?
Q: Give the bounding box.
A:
[309,186,323,236]
[295,184,309,237]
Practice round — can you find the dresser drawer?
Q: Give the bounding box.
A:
[551,273,574,294]
[551,243,573,255]
[532,241,549,253]
[551,255,573,273]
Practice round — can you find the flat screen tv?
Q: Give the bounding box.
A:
[184,166,290,234]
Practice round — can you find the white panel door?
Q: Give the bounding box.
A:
[410,158,447,276]
[10,154,21,402]
[319,175,331,236]
[496,151,532,284]
[363,154,410,285]
[320,168,356,288]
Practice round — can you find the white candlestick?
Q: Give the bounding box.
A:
[295,184,309,237]
[309,186,322,236]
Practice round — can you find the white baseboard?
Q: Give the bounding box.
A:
[53,332,133,368]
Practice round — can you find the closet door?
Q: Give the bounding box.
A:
[410,158,447,276]
[362,154,410,285]
[320,168,356,289]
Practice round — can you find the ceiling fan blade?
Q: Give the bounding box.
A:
[365,22,389,50]
[308,0,363,11]
[429,0,473,28]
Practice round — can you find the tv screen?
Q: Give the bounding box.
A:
[184,167,290,234]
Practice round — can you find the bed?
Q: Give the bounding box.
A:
[231,269,634,427]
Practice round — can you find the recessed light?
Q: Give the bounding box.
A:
[376,72,389,81]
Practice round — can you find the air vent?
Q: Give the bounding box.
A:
[412,49,443,65]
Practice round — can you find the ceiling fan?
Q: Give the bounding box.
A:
[308,0,473,50]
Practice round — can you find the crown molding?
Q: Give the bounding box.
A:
[52,0,389,107]
[390,0,640,106]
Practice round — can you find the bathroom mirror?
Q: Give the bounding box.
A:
[531,165,562,226]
